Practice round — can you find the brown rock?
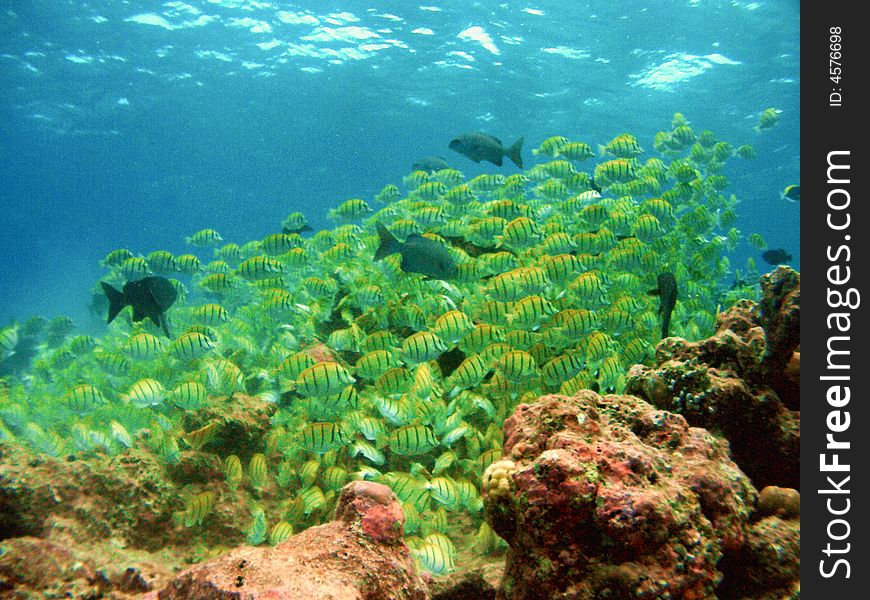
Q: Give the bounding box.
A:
[717,516,800,599]
[484,391,756,600]
[155,481,428,600]
[756,486,800,520]
[0,537,109,598]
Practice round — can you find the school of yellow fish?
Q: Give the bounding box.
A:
[0,113,770,574]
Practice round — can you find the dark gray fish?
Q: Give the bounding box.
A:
[373,223,457,280]
[647,272,677,339]
[412,156,451,173]
[448,132,524,168]
[101,276,178,337]
[762,248,792,265]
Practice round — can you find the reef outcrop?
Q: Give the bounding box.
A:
[152,481,428,600]
[625,266,800,490]
[483,391,756,599]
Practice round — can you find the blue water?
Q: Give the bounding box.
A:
[0,0,799,330]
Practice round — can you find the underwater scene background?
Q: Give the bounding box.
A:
[1,0,798,327]
[0,0,800,596]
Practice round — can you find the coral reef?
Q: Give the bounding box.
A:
[483,391,756,599]
[0,480,428,599]
[151,481,427,600]
[625,266,800,490]
[716,515,800,600]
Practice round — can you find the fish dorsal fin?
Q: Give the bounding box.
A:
[482,132,502,146]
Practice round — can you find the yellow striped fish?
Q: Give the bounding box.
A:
[170,331,213,361]
[123,378,165,408]
[186,228,222,247]
[328,198,372,221]
[170,381,209,410]
[125,333,163,360]
[192,303,229,324]
[109,420,133,448]
[120,257,150,279]
[146,250,177,273]
[448,354,490,391]
[66,384,108,414]
[427,477,459,507]
[355,350,395,380]
[249,453,268,488]
[432,310,475,344]
[599,133,644,158]
[387,424,439,456]
[401,331,447,364]
[183,491,216,526]
[499,217,539,248]
[268,521,294,545]
[458,324,504,354]
[301,422,347,454]
[413,542,455,574]
[532,135,568,157]
[175,254,202,274]
[225,455,243,489]
[497,350,537,382]
[237,256,283,281]
[295,362,355,397]
[541,353,585,387]
[181,421,220,450]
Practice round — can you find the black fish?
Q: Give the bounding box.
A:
[412,156,451,173]
[373,222,457,280]
[762,248,792,265]
[101,276,178,337]
[448,132,524,168]
[647,272,678,339]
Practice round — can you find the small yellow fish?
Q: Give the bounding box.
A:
[185,228,223,247]
[183,491,216,527]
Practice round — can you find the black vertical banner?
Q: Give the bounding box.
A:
[802,3,868,597]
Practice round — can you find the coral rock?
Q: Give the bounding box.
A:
[625,268,800,490]
[756,486,800,520]
[154,481,428,600]
[485,391,756,600]
[0,537,109,598]
[717,516,800,599]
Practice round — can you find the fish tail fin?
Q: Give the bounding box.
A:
[661,313,672,339]
[373,222,400,261]
[598,144,608,158]
[507,136,524,168]
[101,282,128,324]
